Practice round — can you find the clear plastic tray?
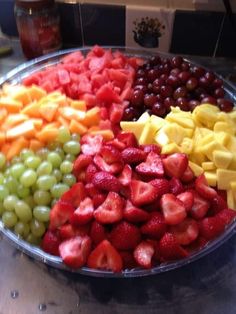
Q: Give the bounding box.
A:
[1,47,236,278]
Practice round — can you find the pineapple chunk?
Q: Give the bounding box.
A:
[189,161,204,176]
[226,136,236,151]
[161,143,182,154]
[120,121,145,140]
[189,152,206,165]
[205,171,217,187]
[229,155,236,170]
[192,104,219,129]
[139,122,157,145]
[200,141,228,161]
[227,189,235,209]
[166,113,195,129]
[154,130,169,146]
[213,150,233,169]
[214,121,235,135]
[228,110,236,124]
[217,169,236,190]
[180,138,193,154]
[150,115,166,130]
[202,162,216,171]
[138,112,150,122]
[214,132,230,146]
[162,123,186,145]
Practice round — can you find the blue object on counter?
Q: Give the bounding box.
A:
[0,0,18,36]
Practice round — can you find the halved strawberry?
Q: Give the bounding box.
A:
[150,178,170,197]
[87,239,123,272]
[49,200,75,230]
[120,251,137,269]
[217,208,236,225]
[61,182,86,208]
[195,174,217,200]
[209,194,228,216]
[41,230,61,256]
[169,218,199,245]
[59,235,92,269]
[100,145,122,164]
[123,200,150,223]
[135,152,164,178]
[73,154,93,181]
[70,197,94,225]
[140,144,161,154]
[141,212,166,239]
[133,241,155,269]
[181,166,195,183]
[92,171,122,192]
[81,134,103,156]
[59,223,90,240]
[177,191,194,212]
[106,138,126,151]
[169,177,184,195]
[162,153,188,178]
[109,221,141,250]
[93,155,123,174]
[160,193,187,225]
[90,221,107,245]
[116,132,138,148]
[157,232,188,261]
[121,147,146,164]
[118,164,132,186]
[190,191,210,219]
[85,163,98,183]
[199,216,225,240]
[130,180,159,206]
[92,193,107,208]
[94,191,123,224]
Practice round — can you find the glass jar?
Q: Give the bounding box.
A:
[14,0,62,59]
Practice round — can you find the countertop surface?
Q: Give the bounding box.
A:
[1,39,236,314]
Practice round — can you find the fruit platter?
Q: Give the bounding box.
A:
[1,46,236,277]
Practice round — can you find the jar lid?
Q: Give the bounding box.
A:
[15,0,55,10]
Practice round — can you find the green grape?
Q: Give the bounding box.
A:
[20,169,37,187]
[30,218,46,237]
[0,185,9,201]
[60,160,73,174]
[10,163,26,179]
[26,233,41,245]
[20,149,34,161]
[4,176,18,194]
[52,169,62,183]
[51,183,69,198]
[4,168,11,177]
[0,153,6,169]
[23,195,36,208]
[14,200,32,223]
[65,154,76,162]
[3,195,19,211]
[11,156,22,164]
[36,161,53,176]
[54,147,65,160]
[63,141,80,155]
[14,221,30,238]
[2,211,18,228]
[24,156,41,169]
[0,173,4,184]
[33,190,51,205]
[57,126,71,143]
[37,175,57,191]
[33,206,50,222]
[47,152,62,168]
[71,133,80,142]
[0,202,4,216]
[36,147,49,160]
[62,174,76,186]
[17,184,30,198]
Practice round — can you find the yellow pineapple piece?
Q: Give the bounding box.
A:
[217,169,236,190]
[154,130,169,146]
[213,150,233,169]
[189,152,206,165]
[139,122,157,145]
[227,189,235,209]
[138,111,151,122]
[161,143,182,154]
[120,121,145,140]
[180,138,193,154]
[214,132,231,146]
[189,161,204,176]
[202,162,216,171]
[214,121,235,135]
[204,171,217,187]
[200,140,228,161]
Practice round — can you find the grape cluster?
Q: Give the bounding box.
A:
[0,127,80,244]
[123,55,234,120]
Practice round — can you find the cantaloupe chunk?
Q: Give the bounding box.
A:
[0,108,7,123]
[12,88,32,105]
[89,129,114,141]
[0,97,23,113]
[1,113,28,131]
[0,132,6,145]
[21,101,41,118]
[69,119,88,135]
[6,120,36,140]
[29,139,44,152]
[1,143,10,155]
[28,85,47,101]
[6,136,29,160]
[36,128,58,143]
[39,102,58,122]
[70,100,87,111]
[59,107,86,121]
[82,107,100,127]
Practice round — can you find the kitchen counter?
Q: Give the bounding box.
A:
[1,39,236,314]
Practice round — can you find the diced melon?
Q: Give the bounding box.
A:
[139,123,158,145]
[213,150,233,169]
[202,162,216,171]
[120,121,145,140]
[6,120,35,140]
[227,189,235,209]
[217,169,236,190]
[205,171,217,187]
[28,85,47,101]
[0,97,23,113]
[189,161,204,176]
[70,100,87,111]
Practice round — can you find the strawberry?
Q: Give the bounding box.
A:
[158,232,188,261]
[118,164,132,186]
[169,177,184,195]
[133,241,155,269]
[100,145,122,164]
[85,163,97,183]
[41,230,61,256]
[120,251,137,269]
[81,134,103,156]
[116,132,138,148]
[70,197,94,225]
[90,221,107,245]
[87,239,123,272]
[186,236,208,253]
[59,223,90,240]
[140,144,161,154]
[217,208,236,225]
[85,183,100,197]
[195,174,217,200]
[208,194,227,216]
[135,152,164,178]
[177,191,194,212]
[109,221,141,250]
[150,178,170,197]
[199,216,225,240]
[130,179,159,206]
[190,191,210,219]
[92,193,107,208]
[59,235,92,269]
[121,147,146,164]
[73,154,92,181]
[141,212,166,239]
[162,153,188,178]
[169,218,199,245]
[92,171,122,192]
[123,200,150,223]
[160,193,187,225]
[93,155,123,174]
[49,200,75,230]
[61,182,86,208]
[181,166,195,183]
[94,191,123,224]
[106,138,126,151]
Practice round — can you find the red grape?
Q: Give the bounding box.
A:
[144,93,158,108]
[130,89,144,107]
[186,77,198,91]
[217,99,234,112]
[173,86,188,99]
[178,71,191,83]
[152,102,166,116]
